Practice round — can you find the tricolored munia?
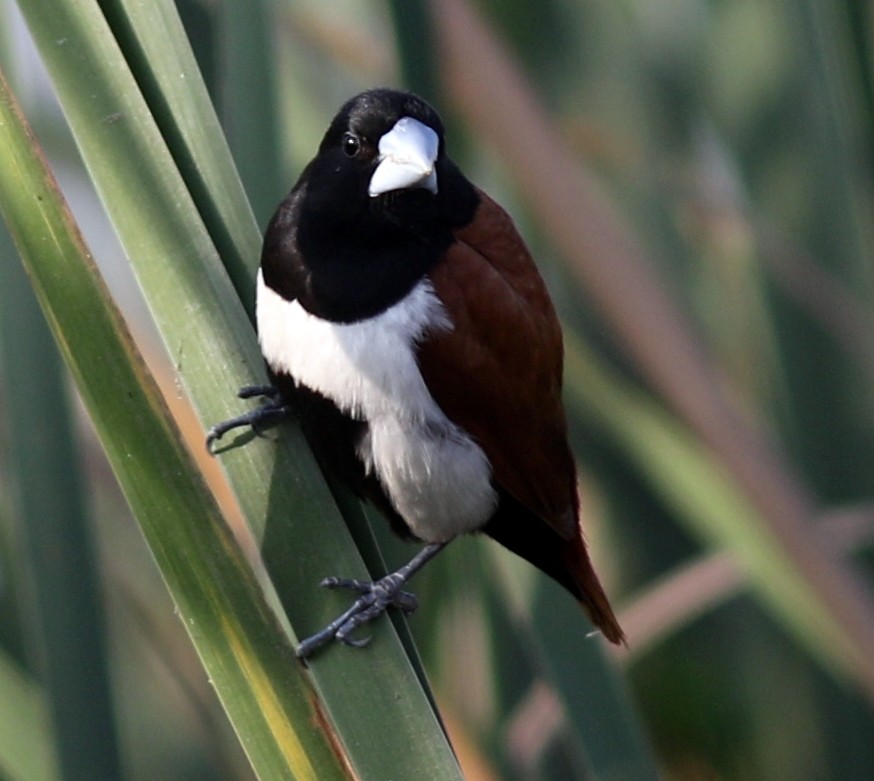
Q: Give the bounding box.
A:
[208,88,624,657]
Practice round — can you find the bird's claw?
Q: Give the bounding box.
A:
[295,573,421,658]
[321,575,420,614]
[206,385,290,452]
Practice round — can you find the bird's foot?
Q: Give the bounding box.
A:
[295,574,419,658]
[295,542,447,658]
[206,385,290,452]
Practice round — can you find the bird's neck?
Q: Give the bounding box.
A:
[296,224,451,322]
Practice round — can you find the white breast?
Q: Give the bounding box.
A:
[256,270,498,542]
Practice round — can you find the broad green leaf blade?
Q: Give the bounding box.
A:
[530,585,659,781]
[537,633,659,781]
[485,548,659,781]
[98,0,263,310]
[0,224,123,780]
[0,66,349,781]
[0,650,57,781]
[14,1,465,777]
[387,0,440,102]
[212,0,285,228]
[564,331,862,679]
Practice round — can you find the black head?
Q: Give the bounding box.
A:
[262,89,479,321]
[319,89,445,159]
[301,89,476,238]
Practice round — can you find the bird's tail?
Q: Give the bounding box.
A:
[482,499,626,645]
[562,537,626,646]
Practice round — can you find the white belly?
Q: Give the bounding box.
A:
[256,271,498,542]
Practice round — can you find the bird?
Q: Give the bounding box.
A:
[208,88,624,656]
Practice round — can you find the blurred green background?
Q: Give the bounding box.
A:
[1,0,874,779]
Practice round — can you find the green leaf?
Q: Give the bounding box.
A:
[486,548,660,781]
[564,331,864,680]
[95,0,266,310]
[0,64,348,781]
[10,0,465,776]
[0,650,57,781]
[0,221,122,780]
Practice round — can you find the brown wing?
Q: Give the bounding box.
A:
[420,188,578,539]
[417,188,625,644]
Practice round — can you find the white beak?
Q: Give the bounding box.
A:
[368,117,439,197]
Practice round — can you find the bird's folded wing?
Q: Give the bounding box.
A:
[417,188,579,540]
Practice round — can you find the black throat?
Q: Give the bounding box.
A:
[261,158,479,323]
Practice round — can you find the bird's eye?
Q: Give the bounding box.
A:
[342,133,361,157]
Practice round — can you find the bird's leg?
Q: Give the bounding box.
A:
[206,384,291,451]
[296,542,447,658]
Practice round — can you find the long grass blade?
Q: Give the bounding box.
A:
[564,331,860,679]
[0,64,351,781]
[0,224,123,779]
[0,649,57,781]
[97,0,263,310]
[12,0,466,776]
